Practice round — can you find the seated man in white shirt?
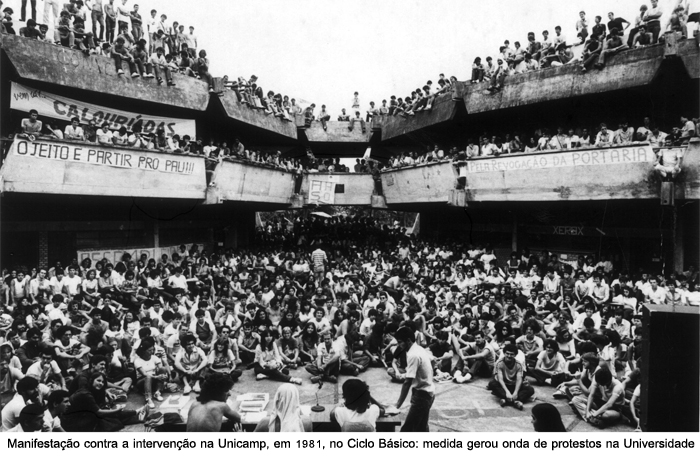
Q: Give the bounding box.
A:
[64,117,85,141]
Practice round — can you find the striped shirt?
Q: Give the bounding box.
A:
[311,249,327,271]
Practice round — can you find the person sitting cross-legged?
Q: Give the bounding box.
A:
[487,343,535,410]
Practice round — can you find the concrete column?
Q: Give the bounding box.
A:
[38,231,49,269]
[673,205,684,273]
[153,220,160,249]
[511,213,518,253]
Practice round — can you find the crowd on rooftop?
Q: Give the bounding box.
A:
[0,218,698,431]
[1,0,212,89]
[468,1,700,92]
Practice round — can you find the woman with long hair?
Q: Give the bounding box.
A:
[63,372,145,432]
[531,403,566,432]
[253,331,301,384]
[208,337,242,383]
[332,378,385,432]
[253,384,311,432]
[298,321,319,363]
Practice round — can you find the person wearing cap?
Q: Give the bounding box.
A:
[148,46,175,86]
[19,17,41,38]
[64,117,85,141]
[21,109,43,137]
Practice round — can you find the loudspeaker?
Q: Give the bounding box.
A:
[641,305,699,431]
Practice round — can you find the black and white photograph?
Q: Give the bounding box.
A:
[0,0,698,435]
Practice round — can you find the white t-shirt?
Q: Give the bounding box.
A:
[168,274,188,290]
[405,343,435,393]
[333,404,381,431]
[62,275,82,296]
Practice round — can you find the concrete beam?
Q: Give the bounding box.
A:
[464,44,670,114]
[204,159,295,205]
[216,90,298,140]
[0,138,207,199]
[300,173,375,206]
[381,161,456,205]
[380,92,459,140]
[1,35,209,110]
[459,144,700,202]
[303,121,371,143]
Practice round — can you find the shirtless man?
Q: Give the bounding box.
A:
[186,373,241,432]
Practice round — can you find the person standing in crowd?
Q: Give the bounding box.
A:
[394,326,434,432]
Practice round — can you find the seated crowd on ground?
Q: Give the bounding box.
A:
[385,116,698,169]
[1,217,698,431]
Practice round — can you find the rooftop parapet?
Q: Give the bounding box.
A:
[1,35,210,111]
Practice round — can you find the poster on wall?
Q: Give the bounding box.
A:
[307,180,336,205]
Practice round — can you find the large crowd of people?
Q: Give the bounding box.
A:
[469,1,700,92]
[1,215,698,431]
[1,0,212,90]
[385,116,699,170]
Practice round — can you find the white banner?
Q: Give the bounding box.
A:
[10,82,196,137]
[77,244,198,266]
[467,145,655,173]
[308,180,336,205]
[10,139,199,175]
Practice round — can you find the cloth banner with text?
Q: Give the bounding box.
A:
[9,139,199,175]
[10,81,196,137]
[466,145,655,173]
[77,244,200,266]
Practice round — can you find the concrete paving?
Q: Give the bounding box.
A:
[121,367,631,432]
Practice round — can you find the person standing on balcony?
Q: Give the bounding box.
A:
[20,0,37,23]
[129,3,142,41]
[351,92,360,112]
[644,0,664,44]
[104,0,116,43]
[576,11,589,44]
